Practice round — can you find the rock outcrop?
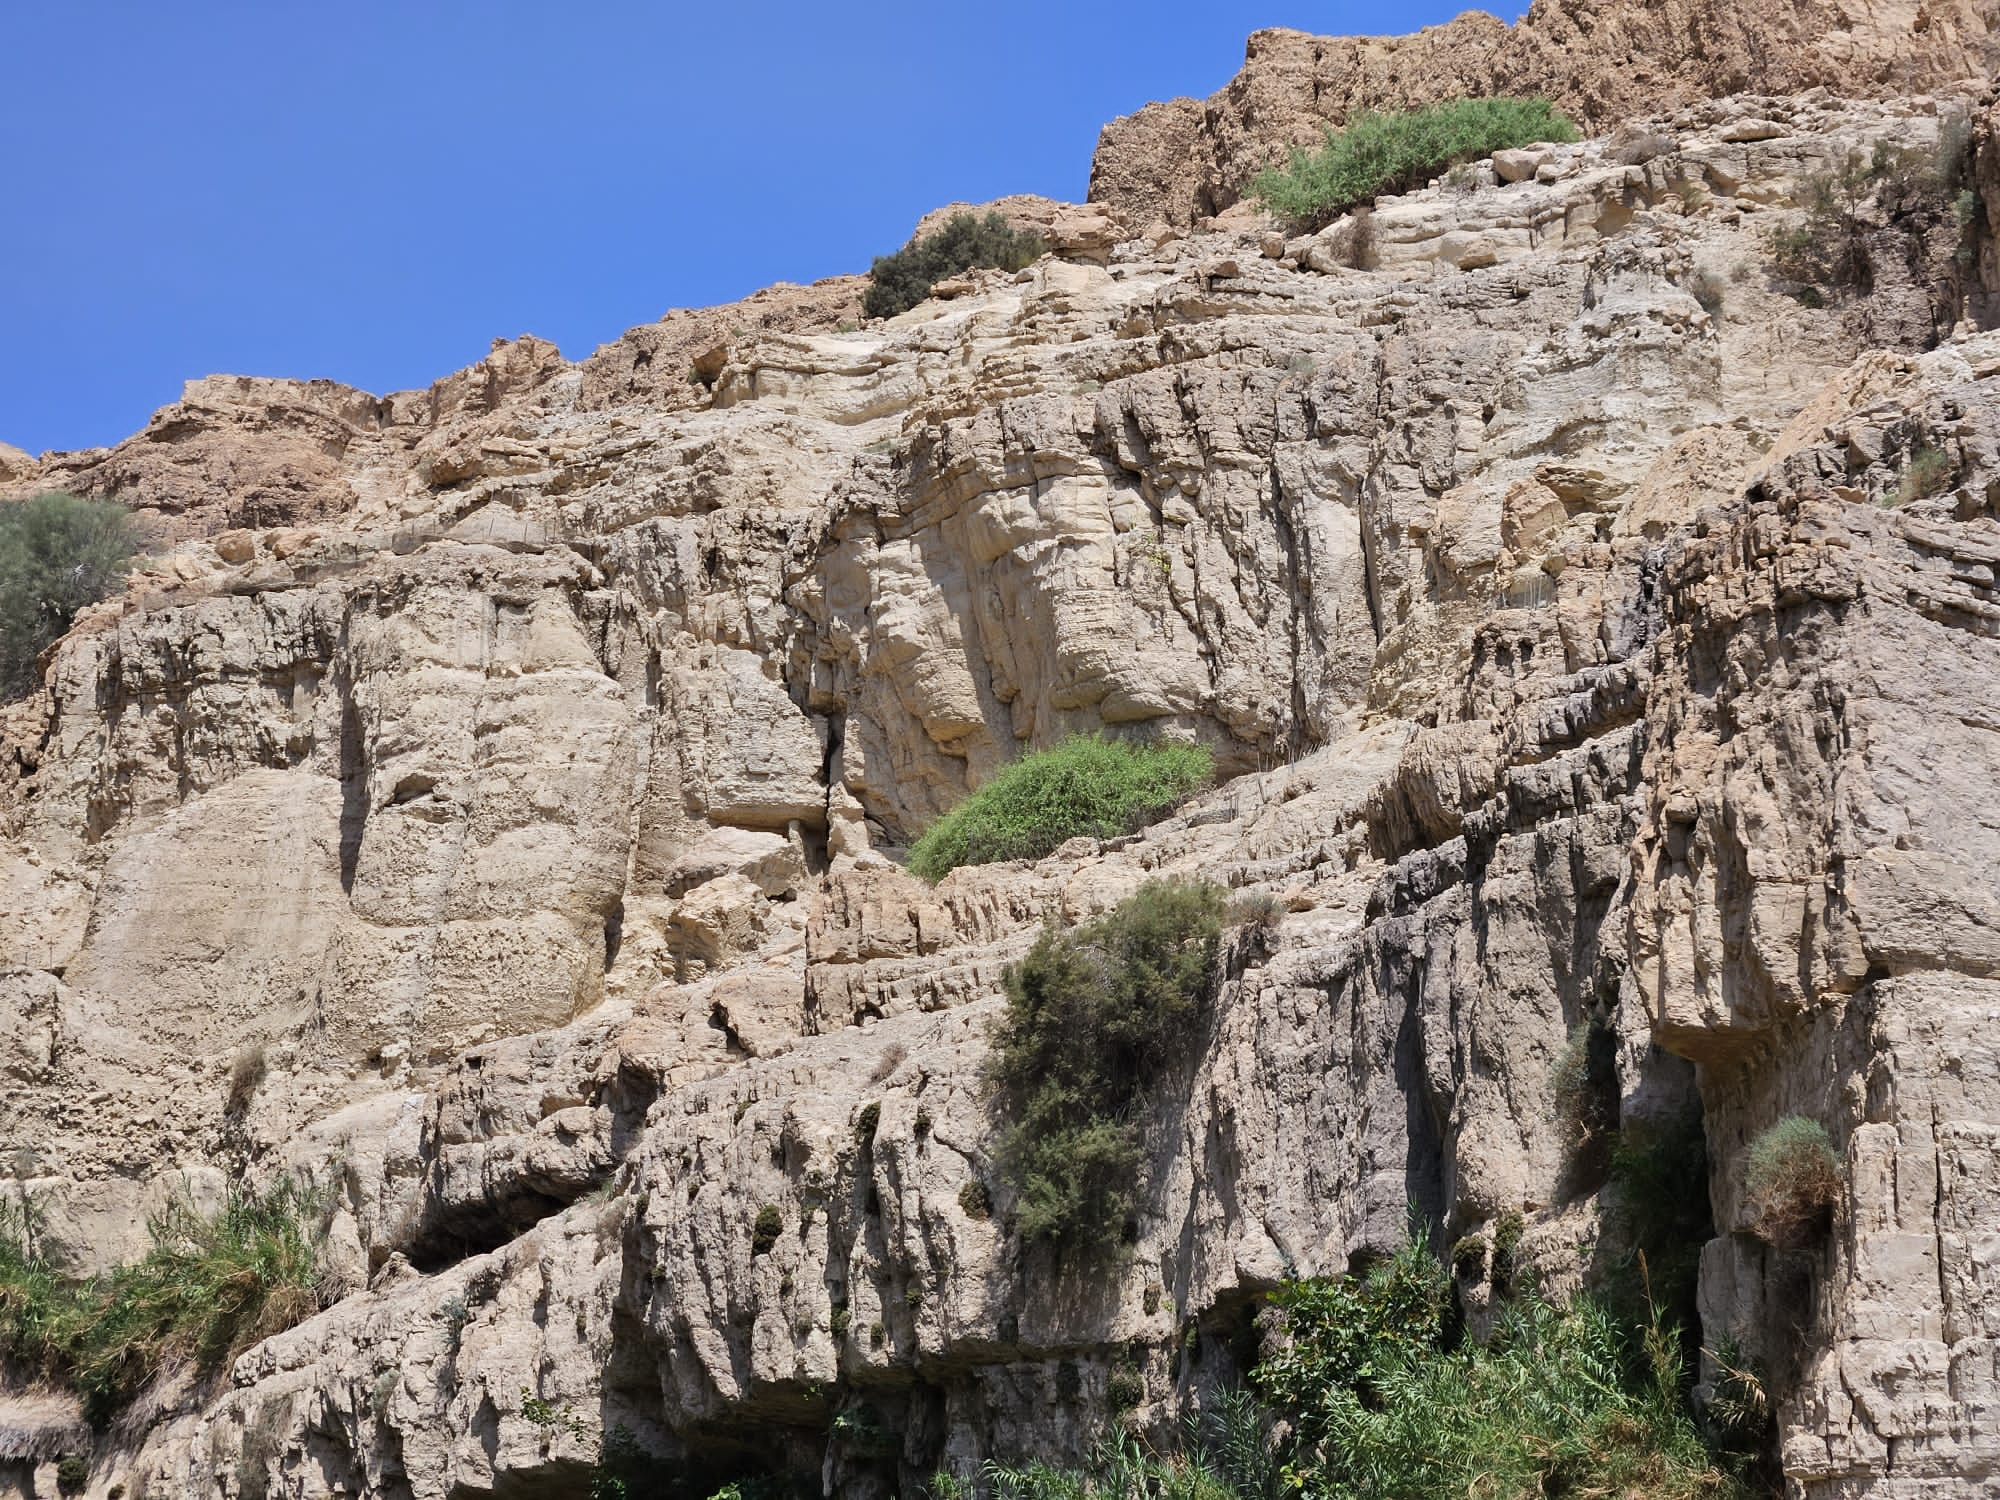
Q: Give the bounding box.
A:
[2,38,1998,1500]
[1088,0,2000,228]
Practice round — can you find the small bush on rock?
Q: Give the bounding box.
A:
[990,879,1223,1254]
[751,1204,783,1257]
[1251,97,1579,230]
[907,736,1212,883]
[1891,444,1955,507]
[0,491,137,698]
[1744,1117,1842,1248]
[1550,1015,1617,1155]
[863,211,1046,320]
[0,1178,329,1422]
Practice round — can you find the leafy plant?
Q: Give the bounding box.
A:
[1489,1209,1525,1296]
[1770,152,1877,291]
[990,880,1223,1253]
[832,1405,900,1457]
[1743,1117,1842,1249]
[1256,1239,1746,1500]
[983,1406,1272,1500]
[1891,445,1955,507]
[1772,124,1974,299]
[863,211,1046,320]
[1253,1236,1453,1433]
[908,736,1212,882]
[1226,889,1284,931]
[751,1205,783,1258]
[0,491,137,698]
[1701,1334,1774,1464]
[1250,98,1579,230]
[1106,1362,1145,1411]
[1550,1015,1617,1156]
[1606,1108,1713,1337]
[437,1292,472,1355]
[521,1387,661,1500]
[0,1179,329,1423]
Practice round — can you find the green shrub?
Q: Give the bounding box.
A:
[1744,1117,1842,1248]
[438,1292,471,1356]
[1309,1292,1738,1498]
[1251,98,1579,230]
[957,1180,992,1221]
[1773,126,1973,298]
[0,1197,68,1373]
[990,880,1224,1253]
[1771,153,1876,291]
[1489,1209,1525,1296]
[863,211,1046,320]
[1604,1107,1713,1343]
[1105,1363,1144,1411]
[1702,1334,1774,1467]
[522,1389,663,1500]
[55,1455,87,1496]
[1450,1235,1486,1281]
[1,1179,328,1422]
[0,491,137,698]
[854,1101,881,1149]
[1226,888,1284,931]
[908,737,1212,883]
[983,1395,1273,1500]
[1550,1016,1617,1152]
[751,1205,783,1257]
[1255,1239,1746,1500]
[1891,445,1955,506]
[1254,1237,1451,1426]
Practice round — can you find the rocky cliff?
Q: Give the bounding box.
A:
[2,22,1999,1500]
[1089,0,2000,228]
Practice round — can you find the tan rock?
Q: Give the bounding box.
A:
[1,68,1997,1500]
[1088,5,1998,226]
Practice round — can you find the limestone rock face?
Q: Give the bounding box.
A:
[1089,1,2000,227]
[2,63,1999,1500]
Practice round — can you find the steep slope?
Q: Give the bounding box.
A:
[2,60,1999,1500]
[1089,0,2000,228]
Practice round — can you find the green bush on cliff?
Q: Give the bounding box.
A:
[990,878,1223,1254]
[0,1179,328,1422]
[907,736,1212,883]
[863,210,1046,320]
[980,1235,1744,1500]
[0,491,137,698]
[1254,1238,1747,1500]
[1251,97,1580,230]
[1744,1116,1842,1249]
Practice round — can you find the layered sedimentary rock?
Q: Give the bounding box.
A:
[1088,0,2000,228]
[2,67,1998,1500]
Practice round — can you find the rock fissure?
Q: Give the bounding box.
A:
[3,33,2000,1500]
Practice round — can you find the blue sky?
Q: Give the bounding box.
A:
[1,2,1464,454]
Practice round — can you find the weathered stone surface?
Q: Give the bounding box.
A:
[2,62,1999,1500]
[1088,3,2000,227]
